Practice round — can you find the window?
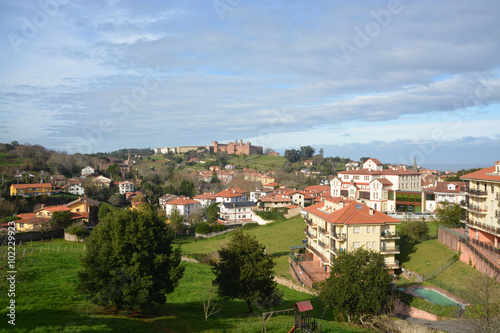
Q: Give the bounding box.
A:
[373,226,376,233]
[353,176,359,180]
[367,226,370,233]
[353,242,360,249]
[20,223,24,228]
[364,176,369,180]
[366,241,370,248]
[353,227,360,233]
[372,241,376,249]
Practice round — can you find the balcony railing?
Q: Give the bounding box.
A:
[385,259,400,269]
[381,231,400,239]
[331,233,347,241]
[309,246,328,264]
[468,220,500,236]
[465,203,488,214]
[467,188,488,196]
[304,227,317,240]
[318,240,326,249]
[380,244,400,254]
[319,226,328,235]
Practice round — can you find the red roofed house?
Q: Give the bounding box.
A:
[166,196,201,220]
[215,187,248,203]
[460,161,500,248]
[193,192,217,207]
[300,198,401,283]
[434,181,467,207]
[331,158,422,213]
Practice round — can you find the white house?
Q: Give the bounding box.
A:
[219,201,256,224]
[215,187,248,203]
[193,192,217,207]
[117,181,135,194]
[81,166,95,177]
[64,183,85,196]
[166,196,201,220]
[249,188,273,202]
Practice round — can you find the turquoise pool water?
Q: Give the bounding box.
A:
[414,288,460,306]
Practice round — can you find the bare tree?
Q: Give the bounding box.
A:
[464,267,500,333]
[200,283,224,322]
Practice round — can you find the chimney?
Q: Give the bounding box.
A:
[41,204,46,209]
[369,208,374,215]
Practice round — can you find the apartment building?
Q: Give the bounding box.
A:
[10,183,52,197]
[330,158,422,213]
[461,161,500,247]
[304,198,401,271]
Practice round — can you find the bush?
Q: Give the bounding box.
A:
[194,222,226,234]
[399,220,429,243]
[254,210,285,221]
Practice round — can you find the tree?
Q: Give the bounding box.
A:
[284,149,301,163]
[300,145,315,159]
[78,209,184,312]
[398,219,429,243]
[210,170,220,184]
[435,202,462,228]
[464,268,500,333]
[320,248,392,323]
[211,230,282,313]
[168,206,185,234]
[205,202,220,223]
[51,210,73,229]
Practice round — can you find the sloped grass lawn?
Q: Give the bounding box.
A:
[399,238,458,274]
[176,215,306,279]
[0,239,373,332]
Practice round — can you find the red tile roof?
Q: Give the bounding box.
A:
[461,166,500,182]
[215,187,247,198]
[34,205,71,213]
[434,181,467,193]
[295,300,313,312]
[305,200,400,225]
[167,197,200,206]
[11,183,52,189]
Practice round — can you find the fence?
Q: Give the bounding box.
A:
[421,256,459,281]
[438,226,500,281]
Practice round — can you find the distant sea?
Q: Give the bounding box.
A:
[421,162,492,173]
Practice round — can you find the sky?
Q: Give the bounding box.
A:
[1,0,499,171]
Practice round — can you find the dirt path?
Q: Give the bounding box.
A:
[274,276,318,296]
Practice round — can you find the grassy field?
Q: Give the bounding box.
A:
[0,238,373,333]
[398,238,458,274]
[177,215,306,279]
[227,155,286,170]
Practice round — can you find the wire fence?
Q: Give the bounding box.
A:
[421,256,459,281]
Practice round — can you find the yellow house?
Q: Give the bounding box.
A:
[304,197,401,272]
[14,213,47,232]
[65,196,100,224]
[10,183,52,197]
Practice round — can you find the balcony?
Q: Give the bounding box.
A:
[467,204,488,214]
[319,227,329,235]
[305,228,317,240]
[386,259,400,269]
[496,210,500,219]
[468,220,500,236]
[331,233,347,241]
[380,244,400,254]
[305,218,317,228]
[309,246,329,264]
[318,240,326,249]
[381,231,400,239]
[467,188,488,197]
[496,193,500,201]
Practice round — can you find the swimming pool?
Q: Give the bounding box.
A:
[413,288,460,306]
